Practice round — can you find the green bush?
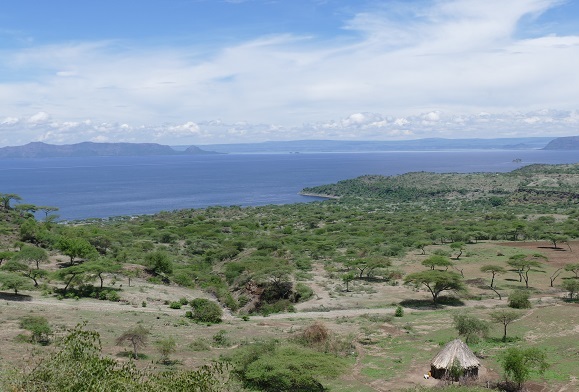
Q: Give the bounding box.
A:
[395,305,404,317]
[508,289,531,309]
[294,283,314,302]
[228,341,346,392]
[188,298,223,323]
[169,302,182,309]
[212,330,231,347]
[19,316,51,345]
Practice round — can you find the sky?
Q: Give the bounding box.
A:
[1,0,579,146]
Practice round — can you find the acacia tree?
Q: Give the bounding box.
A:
[0,251,15,266]
[13,245,49,269]
[342,272,355,292]
[452,313,489,344]
[450,242,465,260]
[480,265,507,288]
[0,193,22,210]
[1,260,48,286]
[500,347,549,390]
[116,325,150,359]
[84,259,122,288]
[507,253,546,288]
[562,279,579,299]
[56,237,98,265]
[564,263,579,278]
[404,270,465,304]
[490,309,523,342]
[421,255,453,271]
[0,272,32,294]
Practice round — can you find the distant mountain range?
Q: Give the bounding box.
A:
[192,137,557,153]
[0,142,218,158]
[542,136,579,150]
[1,136,577,158]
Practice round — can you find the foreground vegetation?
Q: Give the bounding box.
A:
[1,163,578,391]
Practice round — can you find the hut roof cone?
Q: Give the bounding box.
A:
[430,339,480,380]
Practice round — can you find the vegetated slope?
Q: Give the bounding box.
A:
[542,135,579,150]
[301,163,579,204]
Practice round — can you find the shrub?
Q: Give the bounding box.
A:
[189,338,211,351]
[105,290,120,302]
[212,330,231,347]
[20,316,51,345]
[509,289,531,309]
[169,302,182,309]
[299,322,329,346]
[395,305,404,317]
[293,283,314,302]
[188,298,223,323]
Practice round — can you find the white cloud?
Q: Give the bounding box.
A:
[0,0,578,145]
[27,112,51,124]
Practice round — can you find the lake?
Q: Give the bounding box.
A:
[0,150,578,220]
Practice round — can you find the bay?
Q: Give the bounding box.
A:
[0,150,578,221]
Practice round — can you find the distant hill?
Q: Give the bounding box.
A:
[192,137,554,153]
[542,136,579,150]
[0,142,218,158]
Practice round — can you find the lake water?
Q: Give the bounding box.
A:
[1,150,578,220]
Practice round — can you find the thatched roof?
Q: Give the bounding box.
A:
[431,339,480,370]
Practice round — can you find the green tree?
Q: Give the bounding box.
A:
[1,260,48,286]
[0,250,15,265]
[0,272,32,294]
[421,255,453,270]
[450,242,465,260]
[347,257,391,278]
[404,270,465,304]
[56,237,98,265]
[542,233,569,250]
[54,264,91,292]
[188,298,223,323]
[564,263,579,278]
[500,347,549,390]
[507,253,546,288]
[490,309,523,342]
[156,336,176,364]
[13,245,49,269]
[452,313,489,344]
[561,279,579,299]
[480,264,506,288]
[116,325,150,359]
[84,259,122,288]
[145,251,173,275]
[342,272,355,292]
[0,193,22,210]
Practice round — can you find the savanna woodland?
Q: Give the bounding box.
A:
[1,163,579,391]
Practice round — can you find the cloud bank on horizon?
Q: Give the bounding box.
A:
[1,0,579,146]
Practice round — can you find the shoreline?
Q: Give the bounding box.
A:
[299,192,340,200]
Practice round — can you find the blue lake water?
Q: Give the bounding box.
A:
[0,150,578,220]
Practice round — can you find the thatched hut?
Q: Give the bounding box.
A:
[430,339,480,380]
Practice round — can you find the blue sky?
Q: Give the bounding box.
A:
[1,0,579,146]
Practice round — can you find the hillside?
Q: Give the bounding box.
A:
[301,163,579,204]
[0,141,217,158]
[542,135,579,150]
[1,163,579,391]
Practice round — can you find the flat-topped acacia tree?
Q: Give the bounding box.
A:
[404,270,465,304]
[507,253,546,288]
